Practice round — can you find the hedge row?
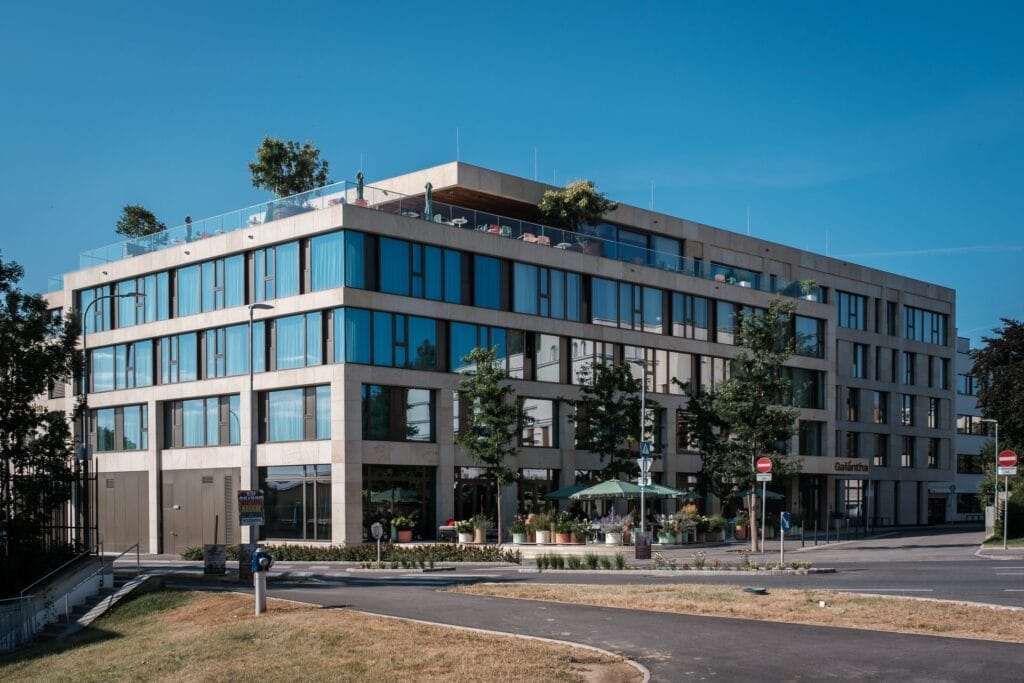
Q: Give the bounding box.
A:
[181,543,521,564]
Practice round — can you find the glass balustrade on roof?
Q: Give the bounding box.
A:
[72,179,822,302]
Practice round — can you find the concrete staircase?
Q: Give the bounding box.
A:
[34,574,162,642]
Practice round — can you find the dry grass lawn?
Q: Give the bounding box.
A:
[0,591,639,682]
[454,583,1024,643]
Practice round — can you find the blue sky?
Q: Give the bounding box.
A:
[1,1,1021,345]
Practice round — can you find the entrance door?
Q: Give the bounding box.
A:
[161,468,238,555]
[927,496,946,525]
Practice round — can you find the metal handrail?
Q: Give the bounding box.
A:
[19,545,99,598]
[110,543,141,577]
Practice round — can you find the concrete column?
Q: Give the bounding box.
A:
[148,398,161,554]
[436,388,456,527]
[333,365,363,544]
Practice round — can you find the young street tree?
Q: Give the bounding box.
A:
[537,180,619,232]
[0,254,81,574]
[115,204,166,239]
[972,319,1024,452]
[455,347,529,543]
[571,361,654,478]
[688,298,800,551]
[249,137,331,197]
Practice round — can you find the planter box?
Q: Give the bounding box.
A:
[535,530,551,545]
[473,528,486,544]
[397,530,413,543]
[657,532,676,545]
[605,532,623,545]
[457,532,473,544]
[554,532,572,545]
[512,532,528,544]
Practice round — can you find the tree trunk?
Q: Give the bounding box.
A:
[496,486,503,546]
[749,492,758,552]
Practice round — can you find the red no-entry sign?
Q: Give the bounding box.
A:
[998,450,1018,467]
[756,457,772,473]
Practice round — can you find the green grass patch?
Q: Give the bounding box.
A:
[96,590,193,626]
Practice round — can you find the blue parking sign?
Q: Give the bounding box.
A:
[780,511,792,532]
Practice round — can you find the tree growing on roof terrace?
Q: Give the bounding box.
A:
[249,137,331,197]
[538,180,618,231]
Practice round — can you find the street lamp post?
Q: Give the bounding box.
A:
[247,304,273,552]
[80,292,145,549]
[981,418,1006,550]
[628,358,650,546]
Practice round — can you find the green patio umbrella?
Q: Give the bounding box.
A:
[644,483,702,500]
[544,483,592,500]
[733,489,784,500]
[570,480,645,500]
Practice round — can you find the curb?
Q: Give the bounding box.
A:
[517,568,835,576]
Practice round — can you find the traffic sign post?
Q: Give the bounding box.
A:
[637,443,652,560]
[756,458,772,553]
[780,512,791,564]
[997,450,1017,550]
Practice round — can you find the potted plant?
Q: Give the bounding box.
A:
[537,180,618,235]
[510,516,528,545]
[656,514,676,545]
[471,514,493,544]
[799,279,818,301]
[599,512,627,545]
[530,512,551,545]
[248,137,331,220]
[392,516,414,543]
[553,510,574,544]
[454,519,474,544]
[706,515,727,542]
[734,513,749,541]
[569,518,590,545]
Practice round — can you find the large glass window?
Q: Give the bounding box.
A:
[904,306,948,346]
[852,343,868,378]
[873,434,888,467]
[570,339,615,385]
[334,308,437,371]
[79,285,112,333]
[261,385,330,442]
[275,312,322,370]
[261,465,331,541]
[902,351,916,385]
[793,316,823,358]
[199,255,244,313]
[786,368,825,409]
[92,404,148,452]
[473,255,502,309]
[379,237,460,303]
[175,264,200,317]
[160,332,197,384]
[671,293,708,340]
[534,334,561,382]
[206,324,251,378]
[362,385,435,442]
[716,301,737,344]
[89,339,153,392]
[165,395,239,449]
[254,241,300,302]
[873,391,888,424]
[901,394,915,426]
[591,278,618,327]
[310,231,363,291]
[512,263,581,321]
[363,465,435,541]
[837,291,867,330]
[449,322,506,374]
[798,421,823,456]
[520,398,558,447]
[116,272,169,327]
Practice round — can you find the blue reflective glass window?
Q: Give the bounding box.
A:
[306,312,322,366]
[80,286,112,333]
[311,232,344,291]
[176,265,200,316]
[134,339,153,387]
[201,261,217,312]
[183,399,205,447]
[276,315,305,370]
[450,322,477,371]
[252,321,266,373]
[268,388,304,442]
[424,246,442,300]
[444,249,461,303]
[276,242,300,298]
[643,287,663,334]
[123,405,146,450]
[618,229,648,264]
[550,269,565,319]
[315,385,331,439]
[225,255,244,307]
[337,308,371,363]
[96,408,115,451]
[491,327,506,359]
[618,283,634,329]
[206,329,224,378]
[408,316,437,370]
[591,278,617,327]
[474,255,501,309]
[114,344,128,389]
[91,347,114,392]
[380,238,410,296]
[178,333,197,381]
[156,272,170,320]
[228,395,241,444]
[205,398,219,446]
[373,311,393,367]
[226,324,249,376]
[117,279,137,327]
[513,263,538,315]
[566,273,581,321]
[344,231,364,287]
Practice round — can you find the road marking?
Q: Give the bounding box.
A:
[827,588,934,592]
[1004,589,1024,592]
[995,572,1024,576]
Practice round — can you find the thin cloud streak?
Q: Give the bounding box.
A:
[837,245,1024,259]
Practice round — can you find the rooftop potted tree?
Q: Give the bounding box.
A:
[249,137,331,221]
[116,204,167,256]
[538,180,618,256]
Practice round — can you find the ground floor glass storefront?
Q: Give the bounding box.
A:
[362,465,436,541]
[260,465,332,541]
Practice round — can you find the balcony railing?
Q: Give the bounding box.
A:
[72,179,823,302]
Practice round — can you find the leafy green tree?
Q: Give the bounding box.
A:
[687,298,800,551]
[972,319,1024,452]
[248,137,331,197]
[571,361,656,478]
[538,180,618,231]
[115,204,166,238]
[0,254,82,570]
[455,347,528,543]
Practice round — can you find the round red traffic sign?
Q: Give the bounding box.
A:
[998,450,1018,467]
[756,457,772,473]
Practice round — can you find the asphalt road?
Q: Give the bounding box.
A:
[136,529,1024,680]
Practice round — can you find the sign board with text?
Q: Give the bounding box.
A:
[756,472,773,482]
[238,490,265,526]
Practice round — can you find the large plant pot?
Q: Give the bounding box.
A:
[735,526,747,540]
[697,531,707,544]
[512,532,528,544]
[457,532,473,544]
[527,531,536,543]
[658,532,675,545]
[570,532,583,545]
[535,530,551,545]
[554,532,571,544]
[473,528,486,544]
[605,532,623,545]
[397,530,413,543]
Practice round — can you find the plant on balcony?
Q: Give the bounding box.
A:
[249,137,331,220]
[538,180,618,232]
[116,204,167,238]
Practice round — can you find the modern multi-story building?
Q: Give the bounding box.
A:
[42,162,958,553]
[952,336,989,522]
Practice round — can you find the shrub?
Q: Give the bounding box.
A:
[583,552,600,570]
[613,553,627,570]
[567,556,582,570]
[181,543,521,564]
[599,556,612,570]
